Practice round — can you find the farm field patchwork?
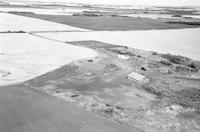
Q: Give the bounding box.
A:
[1,3,200,132]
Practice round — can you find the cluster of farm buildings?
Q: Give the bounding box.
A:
[78,60,149,83]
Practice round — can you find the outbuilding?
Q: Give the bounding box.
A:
[118,54,129,59]
[127,72,149,83]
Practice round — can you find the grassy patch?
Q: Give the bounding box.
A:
[171,88,200,111]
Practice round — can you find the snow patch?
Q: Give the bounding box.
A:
[0,13,89,32]
[35,28,200,61]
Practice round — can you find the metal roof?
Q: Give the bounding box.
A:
[79,62,106,72]
[128,72,146,82]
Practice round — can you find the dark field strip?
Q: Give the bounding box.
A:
[12,13,197,31]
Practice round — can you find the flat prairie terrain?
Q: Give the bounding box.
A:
[26,40,200,132]
[0,7,71,15]
[13,13,198,31]
[0,33,97,85]
[0,84,137,132]
[1,5,200,132]
[0,6,92,15]
[0,13,88,32]
[35,28,200,61]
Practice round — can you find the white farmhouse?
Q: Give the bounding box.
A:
[118,54,130,59]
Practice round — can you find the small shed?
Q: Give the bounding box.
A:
[127,72,149,83]
[79,62,106,76]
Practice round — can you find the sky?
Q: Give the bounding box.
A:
[67,0,200,6]
[6,0,200,6]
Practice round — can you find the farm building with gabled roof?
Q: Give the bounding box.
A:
[127,72,150,83]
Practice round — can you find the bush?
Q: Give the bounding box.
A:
[175,65,195,72]
[161,54,200,72]
[187,62,200,71]
[111,14,119,17]
[152,52,157,55]
[160,60,172,66]
[141,67,147,71]
[162,54,188,64]
[172,14,182,17]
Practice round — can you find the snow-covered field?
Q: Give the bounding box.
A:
[0,7,71,15]
[35,28,200,61]
[0,13,89,32]
[0,7,91,15]
[0,33,97,86]
[123,14,172,19]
